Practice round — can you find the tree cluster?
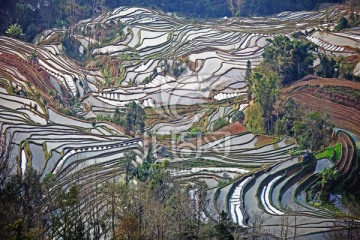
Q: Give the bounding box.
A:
[276,100,327,151]
[96,101,146,134]
[125,101,146,134]
[245,36,329,151]
[2,0,105,42]
[262,36,315,85]
[0,145,238,239]
[316,53,360,82]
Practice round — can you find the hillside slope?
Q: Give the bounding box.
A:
[280,75,360,136]
[0,4,359,238]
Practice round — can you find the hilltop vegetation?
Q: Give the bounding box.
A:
[0,0,347,41]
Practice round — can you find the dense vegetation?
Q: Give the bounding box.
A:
[96,101,146,134]
[315,143,342,161]
[243,33,360,219]
[245,36,330,150]
[0,149,237,239]
[0,0,347,42]
[244,33,360,150]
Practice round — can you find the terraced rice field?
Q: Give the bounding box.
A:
[226,128,360,238]
[280,76,360,137]
[33,5,345,121]
[0,4,359,238]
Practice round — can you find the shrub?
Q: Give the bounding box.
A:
[5,23,24,40]
[59,108,75,117]
[61,33,86,62]
[213,117,230,131]
[188,127,203,138]
[335,17,348,31]
[125,101,146,133]
[232,110,245,123]
[101,30,118,45]
[172,66,185,77]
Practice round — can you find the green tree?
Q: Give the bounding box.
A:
[92,0,106,16]
[245,103,265,133]
[100,178,127,239]
[337,56,355,80]
[214,211,234,240]
[335,17,349,31]
[234,0,245,16]
[113,107,124,126]
[15,1,35,33]
[232,110,245,123]
[227,0,235,16]
[135,145,154,182]
[245,60,252,83]
[262,36,314,85]
[61,0,86,36]
[275,99,301,136]
[0,168,45,239]
[249,68,280,133]
[25,23,39,42]
[94,22,102,44]
[50,185,86,240]
[317,54,337,78]
[245,60,253,100]
[293,111,326,151]
[5,23,25,40]
[123,150,137,186]
[319,168,338,201]
[125,101,146,133]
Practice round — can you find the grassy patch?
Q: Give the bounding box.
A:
[255,135,277,148]
[320,203,343,215]
[334,143,342,161]
[315,146,334,160]
[315,143,342,161]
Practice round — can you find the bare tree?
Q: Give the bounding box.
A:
[248,210,272,239]
[227,0,235,16]
[94,22,102,45]
[325,220,360,240]
[235,0,244,16]
[92,0,105,16]
[278,213,290,239]
[0,131,16,195]
[293,207,299,240]
[62,0,84,36]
